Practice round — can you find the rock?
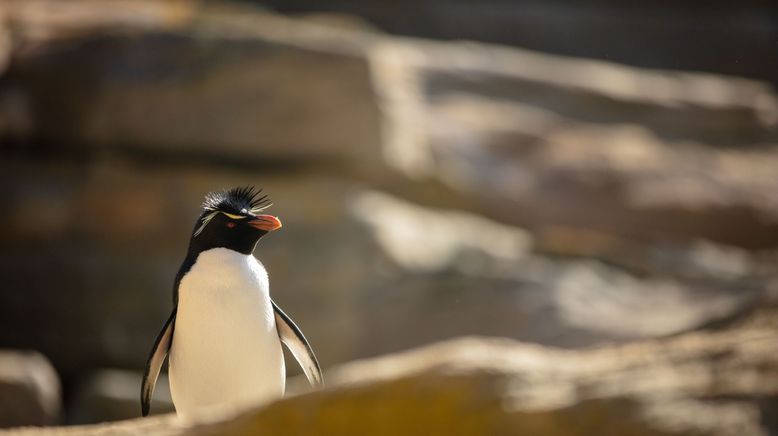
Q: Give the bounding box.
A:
[371,40,778,248]
[0,155,773,389]
[2,0,777,249]
[5,414,183,435]
[68,369,173,425]
[345,190,771,350]
[1,0,777,427]
[259,0,778,86]
[0,0,383,170]
[214,319,778,436]
[8,305,778,435]
[0,350,60,427]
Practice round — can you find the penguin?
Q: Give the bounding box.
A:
[141,186,322,419]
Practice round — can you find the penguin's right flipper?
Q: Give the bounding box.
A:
[141,308,176,417]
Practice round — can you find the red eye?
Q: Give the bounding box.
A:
[226,222,236,228]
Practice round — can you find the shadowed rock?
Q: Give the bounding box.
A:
[1,159,771,384]
[1,0,777,427]
[8,306,778,435]
[1,0,777,248]
[0,351,60,427]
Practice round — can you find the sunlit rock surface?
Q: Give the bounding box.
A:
[0,0,777,428]
[2,158,772,384]
[8,306,778,435]
[258,0,778,86]
[0,0,382,167]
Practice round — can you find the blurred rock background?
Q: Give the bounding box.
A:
[0,0,776,430]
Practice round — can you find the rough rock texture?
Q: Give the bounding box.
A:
[68,369,173,425]
[257,0,778,86]
[2,0,777,247]
[8,306,778,435]
[2,157,774,383]
[0,0,777,427]
[0,351,61,427]
[0,0,383,168]
[372,41,778,248]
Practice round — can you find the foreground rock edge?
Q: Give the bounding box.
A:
[5,310,777,435]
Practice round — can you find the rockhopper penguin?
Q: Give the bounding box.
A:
[141,187,322,419]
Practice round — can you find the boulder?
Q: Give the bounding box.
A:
[1,156,772,387]
[1,0,777,427]
[0,0,383,169]
[2,0,777,249]
[9,305,778,435]
[68,369,173,425]
[0,350,61,427]
[259,0,778,86]
[370,40,778,248]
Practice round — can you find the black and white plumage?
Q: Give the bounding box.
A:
[141,187,322,419]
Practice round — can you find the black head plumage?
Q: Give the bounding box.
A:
[202,186,272,216]
[186,186,278,255]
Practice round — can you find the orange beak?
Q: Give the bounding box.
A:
[248,215,282,232]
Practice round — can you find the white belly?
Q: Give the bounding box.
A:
[169,248,285,420]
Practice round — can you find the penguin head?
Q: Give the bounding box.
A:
[187,186,282,255]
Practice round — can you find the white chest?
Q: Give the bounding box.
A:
[169,248,285,419]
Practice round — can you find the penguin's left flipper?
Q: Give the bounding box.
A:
[141,308,176,416]
[272,300,323,387]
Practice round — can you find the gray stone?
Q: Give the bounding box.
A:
[0,0,383,170]
[1,1,777,428]
[371,39,778,248]
[7,305,778,435]
[2,0,777,250]
[343,191,771,350]
[260,0,778,86]
[0,350,60,427]
[68,369,173,425]
[0,156,774,385]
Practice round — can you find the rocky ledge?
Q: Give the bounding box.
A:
[7,305,778,436]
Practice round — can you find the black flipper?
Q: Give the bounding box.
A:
[141,308,176,416]
[272,300,323,386]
